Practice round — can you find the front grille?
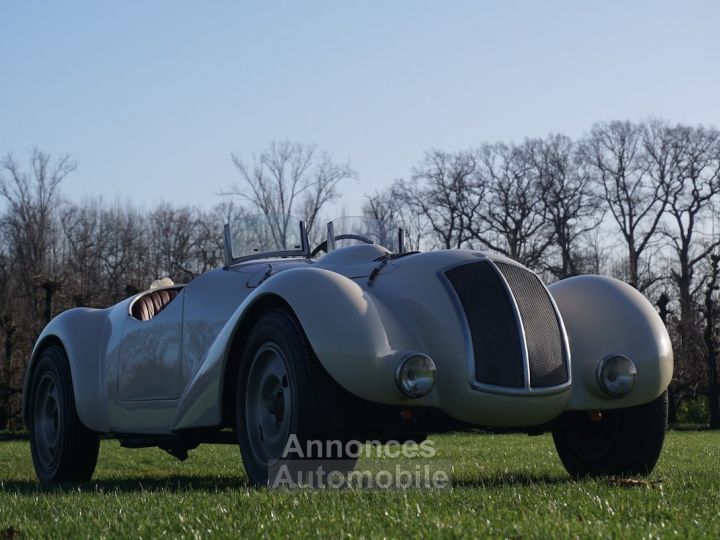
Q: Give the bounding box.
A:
[445,261,569,391]
[494,263,568,388]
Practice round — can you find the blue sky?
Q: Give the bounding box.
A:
[1,1,718,215]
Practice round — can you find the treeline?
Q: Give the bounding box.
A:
[1,119,720,429]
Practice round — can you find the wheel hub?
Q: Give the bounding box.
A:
[34,373,61,469]
[246,344,292,462]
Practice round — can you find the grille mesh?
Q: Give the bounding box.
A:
[494,262,568,388]
[445,262,524,388]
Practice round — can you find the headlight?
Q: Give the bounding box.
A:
[597,355,637,397]
[395,353,436,398]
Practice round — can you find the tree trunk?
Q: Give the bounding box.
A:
[656,293,670,326]
[42,281,59,325]
[0,315,14,431]
[677,264,694,390]
[668,387,679,424]
[627,246,639,289]
[705,255,720,429]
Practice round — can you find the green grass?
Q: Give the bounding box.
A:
[0,431,718,538]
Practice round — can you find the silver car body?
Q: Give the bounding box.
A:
[22,234,673,436]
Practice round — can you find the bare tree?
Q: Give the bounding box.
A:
[98,202,150,299]
[580,121,668,290]
[373,184,430,251]
[529,135,603,279]
[148,203,198,282]
[227,140,355,242]
[662,125,720,420]
[0,148,73,329]
[470,142,552,270]
[362,190,402,249]
[398,149,481,250]
[60,199,105,307]
[191,207,224,273]
[664,125,720,319]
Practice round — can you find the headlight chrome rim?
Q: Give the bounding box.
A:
[395,353,436,398]
[596,354,637,398]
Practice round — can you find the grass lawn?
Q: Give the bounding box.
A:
[0,431,718,538]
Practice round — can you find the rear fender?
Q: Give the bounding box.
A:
[22,307,115,432]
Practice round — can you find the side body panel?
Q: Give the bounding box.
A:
[118,292,185,400]
[107,261,308,434]
[180,261,308,384]
[181,269,251,383]
[107,275,251,434]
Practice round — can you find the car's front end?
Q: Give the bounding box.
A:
[303,244,672,430]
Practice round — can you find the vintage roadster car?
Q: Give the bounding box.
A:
[23,215,672,485]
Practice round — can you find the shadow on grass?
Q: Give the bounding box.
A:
[452,472,571,488]
[2,471,579,494]
[0,474,250,494]
[0,432,28,442]
[2,473,573,493]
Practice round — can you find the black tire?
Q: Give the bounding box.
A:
[236,309,357,487]
[552,391,668,478]
[28,345,100,484]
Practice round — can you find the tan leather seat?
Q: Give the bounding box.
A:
[132,289,179,321]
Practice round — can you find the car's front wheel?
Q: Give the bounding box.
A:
[28,344,100,484]
[552,391,668,478]
[236,309,357,487]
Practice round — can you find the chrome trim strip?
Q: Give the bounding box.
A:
[223,223,233,267]
[327,221,336,252]
[470,379,570,396]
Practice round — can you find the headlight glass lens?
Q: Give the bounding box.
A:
[597,355,637,397]
[396,354,436,398]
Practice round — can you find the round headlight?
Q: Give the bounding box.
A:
[597,355,637,397]
[395,353,436,398]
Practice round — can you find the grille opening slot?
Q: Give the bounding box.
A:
[445,262,524,388]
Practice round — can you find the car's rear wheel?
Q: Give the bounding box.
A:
[552,391,668,478]
[28,345,100,484]
[236,309,357,487]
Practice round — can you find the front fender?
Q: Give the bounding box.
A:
[173,267,416,431]
[549,275,673,410]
